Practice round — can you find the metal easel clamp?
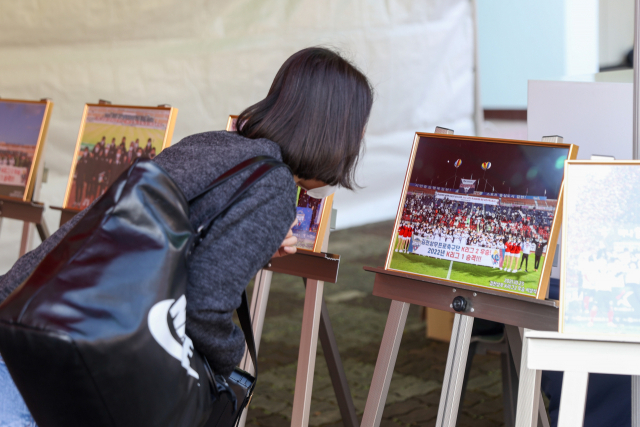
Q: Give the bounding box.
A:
[541,135,563,144]
[435,126,455,135]
[330,209,337,230]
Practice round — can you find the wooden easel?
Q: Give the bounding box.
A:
[359,268,556,427]
[0,198,50,253]
[359,128,567,427]
[237,209,359,427]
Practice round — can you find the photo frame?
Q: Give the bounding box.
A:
[385,132,578,299]
[560,161,640,336]
[0,98,53,201]
[226,115,238,132]
[63,103,178,210]
[225,114,333,253]
[294,189,334,252]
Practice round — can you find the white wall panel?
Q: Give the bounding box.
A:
[528,79,633,279]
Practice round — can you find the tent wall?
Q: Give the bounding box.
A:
[0,0,476,273]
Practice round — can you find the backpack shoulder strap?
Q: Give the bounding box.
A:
[188,156,282,205]
[193,160,290,244]
[237,291,258,378]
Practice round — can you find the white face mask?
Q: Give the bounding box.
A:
[304,184,338,200]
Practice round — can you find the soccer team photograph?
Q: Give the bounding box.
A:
[387,135,571,297]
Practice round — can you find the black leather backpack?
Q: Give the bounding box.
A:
[0,156,285,427]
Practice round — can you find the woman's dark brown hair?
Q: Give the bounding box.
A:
[236,47,373,190]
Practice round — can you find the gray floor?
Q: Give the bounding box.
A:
[244,220,506,427]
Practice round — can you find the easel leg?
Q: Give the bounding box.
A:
[318,297,359,427]
[633,376,640,427]
[457,341,478,422]
[435,313,474,427]
[360,300,410,427]
[36,219,50,241]
[557,371,588,427]
[237,269,273,427]
[239,269,273,373]
[501,332,518,427]
[505,326,523,371]
[291,278,325,427]
[515,328,542,427]
[506,325,550,427]
[19,222,32,256]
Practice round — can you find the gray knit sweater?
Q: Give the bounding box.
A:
[0,131,297,377]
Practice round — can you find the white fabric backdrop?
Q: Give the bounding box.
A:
[0,0,476,273]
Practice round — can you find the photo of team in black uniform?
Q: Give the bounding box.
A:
[70,136,157,208]
[65,105,172,209]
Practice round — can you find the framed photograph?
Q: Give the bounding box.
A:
[294,189,334,252]
[385,132,578,299]
[560,161,640,336]
[226,114,333,252]
[0,98,53,201]
[63,104,178,210]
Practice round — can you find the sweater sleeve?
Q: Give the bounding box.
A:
[185,175,296,377]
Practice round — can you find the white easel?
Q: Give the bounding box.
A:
[359,128,565,427]
[236,208,359,427]
[515,331,640,427]
[514,1,640,426]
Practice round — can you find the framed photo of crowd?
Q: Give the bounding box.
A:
[225,114,333,253]
[0,98,53,201]
[385,132,578,299]
[561,161,640,336]
[63,104,178,210]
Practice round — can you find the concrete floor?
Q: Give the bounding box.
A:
[243,220,508,427]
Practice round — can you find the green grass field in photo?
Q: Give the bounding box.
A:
[389,237,545,296]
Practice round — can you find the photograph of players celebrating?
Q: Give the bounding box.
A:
[63,105,176,209]
[386,133,577,298]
